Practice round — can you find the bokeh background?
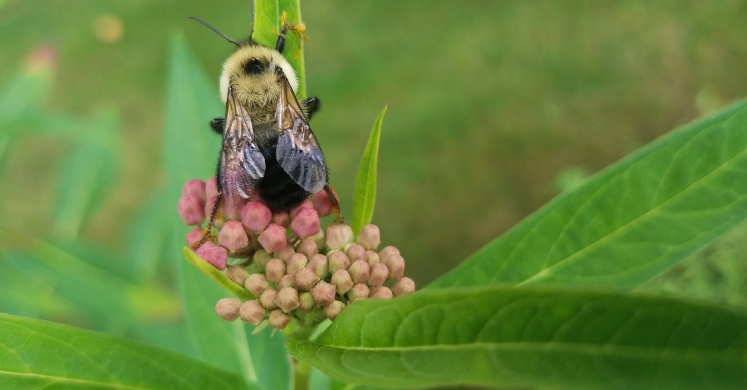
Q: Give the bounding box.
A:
[2,0,747,341]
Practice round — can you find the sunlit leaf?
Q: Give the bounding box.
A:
[278,0,305,98]
[350,107,386,236]
[253,0,279,49]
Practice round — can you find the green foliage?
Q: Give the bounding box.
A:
[350,107,386,236]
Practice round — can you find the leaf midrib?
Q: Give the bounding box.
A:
[0,370,153,390]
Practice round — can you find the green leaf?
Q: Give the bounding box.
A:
[253,0,279,49]
[430,100,747,290]
[351,107,386,236]
[289,287,747,390]
[277,0,306,98]
[126,192,173,281]
[0,313,256,390]
[183,247,254,301]
[246,326,292,390]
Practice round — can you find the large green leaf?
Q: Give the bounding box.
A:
[0,313,256,390]
[289,287,747,389]
[350,107,386,236]
[430,100,747,290]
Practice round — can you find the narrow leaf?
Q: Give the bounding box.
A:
[351,107,386,236]
[183,247,254,300]
[277,0,306,98]
[430,100,747,290]
[289,287,747,390]
[253,0,280,49]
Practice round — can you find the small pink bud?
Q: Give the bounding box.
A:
[195,242,228,270]
[271,211,291,227]
[279,274,295,289]
[204,195,219,222]
[348,283,370,302]
[269,309,291,329]
[205,177,219,199]
[393,277,416,296]
[240,201,272,233]
[348,260,370,284]
[226,265,250,285]
[379,246,400,264]
[275,245,295,261]
[296,238,319,258]
[215,298,241,321]
[345,244,366,262]
[286,253,308,274]
[370,286,393,299]
[365,250,380,265]
[244,274,268,297]
[265,259,286,282]
[324,300,345,320]
[331,269,354,294]
[239,300,266,325]
[325,225,353,251]
[383,254,405,279]
[178,195,206,226]
[258,224,287,253]
[275,287,300,312]
[290,199,314,219]
[291,208,320,238]
[183,179,207,202]
[299,292,316,312]
[357,224,381,250]
[311,281,336,306]
[253,249,272,270]
[259,289,279,310]
[294,267,319,290]
[308,254,329,278]
[368,263,389,287]
[311,190,334,217]
[185,227,204,247]
[328,251,350,272]
[218,221,249,251]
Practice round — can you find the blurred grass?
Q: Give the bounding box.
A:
[0,0,746,309]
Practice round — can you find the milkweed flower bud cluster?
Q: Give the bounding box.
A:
[178,177,416,331]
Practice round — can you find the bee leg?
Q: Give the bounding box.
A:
[323,183,344,224]
[303,96,321,120]
[193,192,223,250]
[210,118,224,134]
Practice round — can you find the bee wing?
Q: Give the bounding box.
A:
[275,73,327,194]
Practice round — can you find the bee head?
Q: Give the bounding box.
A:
[219,44,299,108]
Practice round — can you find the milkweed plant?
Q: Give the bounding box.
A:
[2,1,747,389]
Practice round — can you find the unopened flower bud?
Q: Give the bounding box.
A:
[265,259,286,282]
[296,238,319,258]
[258,224,287,253]
[370,286,393,299]
[269,309,291,329]
[286,253,308,274]
[178,195,206,226]
[253,249,272,270]
[218,221,249,251]
[379,246,400,264]
[276,287,300,312]
[311,280,336,306]
[244,274,268,296]
[259,289,278,310]
[204,195,219,223]
[345,244,366,262]
[311,190,334,217]
[393,277,416,296]
[299,292,316,312]
[271,211,290,227]
[185,227,203,247]
[239,300,266,325]
[324,300,345,320]
[308,254,328,278]
[226,265,250,285]
[241,201,272,233]
[357,224,381,250]
[275,245,295,261]
[365,250,380,265]
[205,177,218,199]
[195,242,228,270]
[290,199,314,219]
[331,269,354,294]
[215,298,241,321]
[294,267,319,290]
[383,254,405,279]
[279,274,295,289]
[368,263,389,287]
[348,283,370,302]
[309,229,326,250]
[348,260,370,283]
[291,208,320,238]
[325,225,353,251]
[183,179,207,202]
[328,251,350,272]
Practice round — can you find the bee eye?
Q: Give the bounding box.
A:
[245,58,265,75]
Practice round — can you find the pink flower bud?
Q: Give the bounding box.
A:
[291,208,320,238]
[311,190,334,217]
[286,253,308,274]
[379,246,400,264]
[253,249,272,270]
[226,265,250,285]
[325,225,353,251]
[178,195,206,226]
[345,244,366,262]
[239,300,266,325]
[183,179,207,202]
[276,287,300,312]
[269,309,291,329]
[279,274,295,289]
[365,250,380,265]
[311,280,336,306]
[275,245,295,261]
[294,267,319,291]
[265,259,286,282]
[258,224,287,253]
[393,277,416,296]
[370,286,393,299]
[357,224,381,250]
[206,177,218,199]
[328,251,350,272]
[308,254,329,278]
[271,211,290,227]
[185,227,204,247]
[299,292,316,312]
[368,263,389,287]
[296,238,319,258]
[348,283,370,302]
[348,260,370,284]
[259,289,278,310]
[290,199,314,219]
[215,298,241,321]
[240,201,272,233]
[195,242,228,270]
[218,221,249,251]
[324,300,345,320]
[383,254,405,279]
[244,274,268,297]
[331,269,354,294]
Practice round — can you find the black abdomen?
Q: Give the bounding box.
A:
[258,145,309,211]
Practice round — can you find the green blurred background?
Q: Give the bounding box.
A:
[1,0,747,338]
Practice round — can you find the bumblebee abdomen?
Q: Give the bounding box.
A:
[258,145,309,211]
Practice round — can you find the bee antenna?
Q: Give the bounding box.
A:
[188,16,240,47]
